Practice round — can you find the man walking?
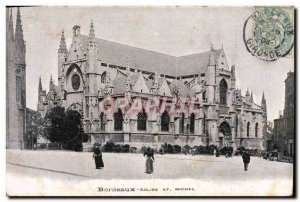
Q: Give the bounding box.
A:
[242,150,251,171]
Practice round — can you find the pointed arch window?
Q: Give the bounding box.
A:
[161,111,170,132]
[180,113,185,133]
[190,113,195,134]
[247,122,250,137]
[100,112,106,131]
[114,109,123,131]
[255,123,258,137]
[137,109,147,131]
[220,79,228,105]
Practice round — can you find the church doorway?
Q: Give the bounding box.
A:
[219,121,232,148]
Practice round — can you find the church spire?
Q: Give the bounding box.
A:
[262,91,265,103]
[39,76,42,92]
[49,74,54,91]
[15,7,25,48]
[7,8,14,41]
[14,7,26,64]
[250,91,253,102]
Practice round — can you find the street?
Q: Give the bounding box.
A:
[6,149,293,196]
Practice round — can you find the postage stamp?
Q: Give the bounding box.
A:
[243,7,294,61]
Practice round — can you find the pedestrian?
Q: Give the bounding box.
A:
[93,145,104,169]
[144,147,155,174]
[216,148,220,157]
[242,150,251,171]
[213,149,216,156]
[225,151,229,158]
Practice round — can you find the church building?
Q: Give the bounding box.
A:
[38,22,267,150]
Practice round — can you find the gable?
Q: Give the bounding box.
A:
[216,49,229,70]
[67,38,86,62]
[132,73,150,94]
[158,79,172,96]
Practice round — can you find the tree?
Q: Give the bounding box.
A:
[65,110,86,151]
[45,106,67,149]
[45,107,86,151]
[26,111,46,149]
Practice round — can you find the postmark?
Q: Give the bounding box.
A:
[243,7,294,61]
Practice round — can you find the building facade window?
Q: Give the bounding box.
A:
[202,90,206,101]
[180,113,185,133]
[16,76,21,103]
[203,113,206,135]
[137,109,147,131]
[235,114,238,137]
[114,109,123,131]
[219,79,228,105]
[161,111,170,132]
[100,112,105,131]
[255,123,258,137]
[247,122,250,137]
[190,113,195,133]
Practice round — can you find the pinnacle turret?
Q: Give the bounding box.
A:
[59,29,67,51]
[89,20,95,40]
[245,89,250,97]
[125,62,131,93]
[49,74,54,91]
[208,52,215,66]
[87,20,97,51]
[261,91,266,105]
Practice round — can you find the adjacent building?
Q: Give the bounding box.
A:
[37,22,267,151]
[6,8,27,149]
[273,71,295,157]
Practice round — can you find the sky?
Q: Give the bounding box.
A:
[10,6,294,122]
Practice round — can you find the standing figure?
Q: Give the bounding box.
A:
[216,148,220,157]
[93,145,104,169]
[242,150,251,171]
[144,147,155,174]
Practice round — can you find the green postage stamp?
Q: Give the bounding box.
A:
[243,7,294,61]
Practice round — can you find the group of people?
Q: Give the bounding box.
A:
[92,145,155,173]
[92,144,251,173]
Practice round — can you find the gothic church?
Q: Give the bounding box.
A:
[38,22,267,151]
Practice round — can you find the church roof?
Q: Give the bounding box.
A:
[80,35,222,77]
[169,80,196,97]
[112,76,126,94]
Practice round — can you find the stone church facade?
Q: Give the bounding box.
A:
[6,8,27,149]
[38,22,267,150]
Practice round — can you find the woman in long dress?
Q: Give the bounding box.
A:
[143,147,154,174]
[93,146,104,169]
